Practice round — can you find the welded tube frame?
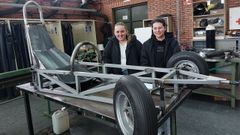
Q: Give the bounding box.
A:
[32,62,229,105]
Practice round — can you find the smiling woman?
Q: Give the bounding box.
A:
[103,22,142,75]
[114,22,128,44]
[141,18,181,74]
[152,19,167,41]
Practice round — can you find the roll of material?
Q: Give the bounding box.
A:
[11,22,30,68]
[62,23,74,56]
[0,23,16,72]
[206,25,216,49]
[0,24,7,73]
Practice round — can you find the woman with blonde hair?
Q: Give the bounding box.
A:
[103,22,142,75]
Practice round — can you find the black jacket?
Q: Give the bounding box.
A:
[103,35,142,74]
[141,35,180,67]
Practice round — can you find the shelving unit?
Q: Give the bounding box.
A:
[191,1,240,108]
[192,0,226,39]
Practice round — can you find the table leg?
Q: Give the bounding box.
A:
[231,63,239,108]
[23,92,34,135]
[47,100,51,114]
[170,111,177,135]
[43,100,52,117]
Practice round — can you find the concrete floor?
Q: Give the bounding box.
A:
[0,95,240,135]
[177,98,240,135]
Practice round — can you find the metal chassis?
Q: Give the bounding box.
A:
[22,1,231,133]
[33,62,229,105]
[22,1,229,105]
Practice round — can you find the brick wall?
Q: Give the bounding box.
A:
[98,0,147,43]
[100,0,147,22]
[1,0,240,46]
[99,0,192,47]
[228,0,240,7]
[99,0,240,48]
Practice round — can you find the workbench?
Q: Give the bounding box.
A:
[17,83,191,135]
[194,58,239,108]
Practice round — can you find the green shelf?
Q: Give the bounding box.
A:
[0,68,31,80]
[193,87,232,98]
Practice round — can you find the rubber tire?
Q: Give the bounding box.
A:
[166,51,209,89]
[114,75,157,135]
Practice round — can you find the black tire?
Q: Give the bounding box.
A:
[166,51,209,89]
[114,76,157,135]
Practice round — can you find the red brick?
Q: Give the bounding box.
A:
[1,0,240,46]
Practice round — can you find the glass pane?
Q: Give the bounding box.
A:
[132,21,143,30]
[131,5,147,21]
[125,22,131,32]
[115,8,130,22]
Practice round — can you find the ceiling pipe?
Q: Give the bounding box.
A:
[0,0,26,16]
[44,0,61,19]
[0,2,97,12]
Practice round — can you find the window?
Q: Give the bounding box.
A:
[113,4,147,34]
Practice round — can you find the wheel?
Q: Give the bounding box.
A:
[114,76,157,135]
[166,51,209,89]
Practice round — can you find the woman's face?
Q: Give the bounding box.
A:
[152,22,166,40]
[114,25,127,42]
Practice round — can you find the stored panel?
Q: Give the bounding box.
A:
[71,21,97,46]
[45,21,64,52]
[229,7,240,30]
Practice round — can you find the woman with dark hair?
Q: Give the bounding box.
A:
[141,18,181,70]
[103,22,142,75]
[141,18,181,135]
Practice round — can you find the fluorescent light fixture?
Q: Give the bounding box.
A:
[123,0,130,2]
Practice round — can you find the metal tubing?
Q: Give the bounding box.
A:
[38,89,113,104]
[39,72,78,94]
[75,75,81,93]
[79,83,115,96]
[35,68,228,85]
[159,86,165,113]
[0,2,96,12]
[70,41,101,73]
[152,71,156,88]
[23,0,45,25]
[74,61,172,73]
